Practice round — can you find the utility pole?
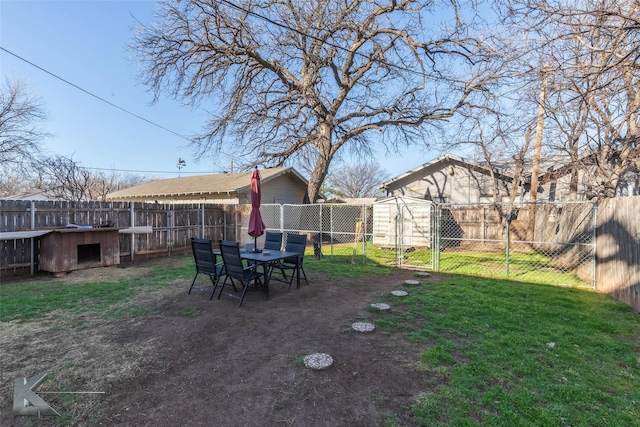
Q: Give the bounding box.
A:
[530,65,548,203]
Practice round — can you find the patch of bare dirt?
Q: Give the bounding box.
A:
[1,256,444,426]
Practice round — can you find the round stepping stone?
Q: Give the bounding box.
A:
[352,322,375,332]
[416,272,431,277]
[391,290,408,297]
[304,353,333,370]
[370,302,390,310]
[404,279,420,285]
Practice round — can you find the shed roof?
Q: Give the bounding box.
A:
[0,230,53,240]
[106,167,307,201]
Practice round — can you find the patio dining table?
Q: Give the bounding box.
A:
[213,249,302,300]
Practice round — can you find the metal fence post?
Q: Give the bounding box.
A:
[30,200,35,275]
[279,204,284,233]
[362,204,367,264]
[506,216,511,279]
[329,205,334,258]
[319,205,323,256]
[435,205,441,271]
[591,203,597,290]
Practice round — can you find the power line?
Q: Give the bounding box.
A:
[83,166,216,175]
[0,46,192,142]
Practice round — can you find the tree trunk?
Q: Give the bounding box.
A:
[306,124,335,203]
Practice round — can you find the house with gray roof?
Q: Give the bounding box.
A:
[378,153,623,204]
[106,167,308,204]
[379,154,517,204]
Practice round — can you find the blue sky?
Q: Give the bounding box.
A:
[1,0,439,180]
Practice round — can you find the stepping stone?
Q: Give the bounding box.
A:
[404,279,420,285]
[304,353,333,370]
[416,272,431,277]
[370,303,390,310]
[391,290,408,297]
[352,322,375,332]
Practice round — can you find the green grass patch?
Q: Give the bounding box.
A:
[0,261,193,322]
[437,250,590,287]
[379,274,640,426]
[310,243,590,288]
[304,247,394,279]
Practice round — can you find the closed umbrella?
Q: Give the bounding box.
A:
[248,167,266,252]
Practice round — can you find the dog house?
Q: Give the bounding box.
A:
[39,228,121,275]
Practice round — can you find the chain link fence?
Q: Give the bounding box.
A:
[435,202,596,288]
[251,201,596,288]
[2,199,596,287]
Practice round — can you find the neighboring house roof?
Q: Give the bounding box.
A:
[379,153,514,191]
[380,153,587,192]
[320,197,380,204]
[106,167,308,201]
[2,190,60,201]
[341,197,379,204]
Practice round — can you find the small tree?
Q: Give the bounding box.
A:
[37,155,149,202]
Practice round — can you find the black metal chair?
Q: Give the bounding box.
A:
[263,231,283,251]
[269,233,308,290]
[217,239,267,307]
[189,238,226,300]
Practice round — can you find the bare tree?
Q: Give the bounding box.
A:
[37,155,94,202]
[0,164,41,197]
[133,0,498,202]
[326,161,389,199]
[0,78,49,166]
[36,156,148,202]
[498,0,640,199]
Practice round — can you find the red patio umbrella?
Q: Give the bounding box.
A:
[248,167,266,252]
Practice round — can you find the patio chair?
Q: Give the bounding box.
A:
[217,239,267,307]
[189,238,226,300]
[269,233,308,290]
[263,231,283,251]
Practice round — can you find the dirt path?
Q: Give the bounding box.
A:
[2,257,438,426]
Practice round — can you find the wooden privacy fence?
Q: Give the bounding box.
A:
[0,200,237,274]
[595,196,640,312]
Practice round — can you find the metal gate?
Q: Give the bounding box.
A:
[372,198,436,270]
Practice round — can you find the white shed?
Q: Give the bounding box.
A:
[372,196,435,249]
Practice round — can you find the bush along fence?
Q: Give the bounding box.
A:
[1,197,638,312]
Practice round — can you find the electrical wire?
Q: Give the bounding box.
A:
[83,166,216,175]
[0,46,192,143]
[2,2,459,175]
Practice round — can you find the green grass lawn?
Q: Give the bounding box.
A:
[377,274,640,426]
[2,257,638,426]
